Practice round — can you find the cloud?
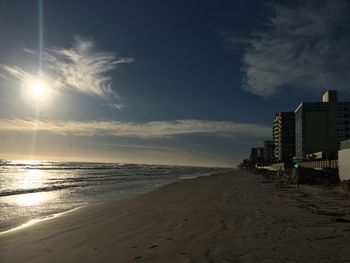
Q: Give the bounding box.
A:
[0,36,133,98]
[0,65,35,83]
[0,119,271,139]
[239,0,350,96]
[44,36,133,97]
[106,102,125,111]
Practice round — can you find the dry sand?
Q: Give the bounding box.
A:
[1,171,350,263]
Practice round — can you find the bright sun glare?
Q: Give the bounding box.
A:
[22,77,53,107]
[31,82,46,96]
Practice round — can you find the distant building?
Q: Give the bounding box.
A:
[338,102,350,145]
[294,90,350,161]
[263,140,274,163]
[273,112,295,163]
[256,147,264,162]
[339,139,350,182]
[250,148,258,164]
[249,147,264,165]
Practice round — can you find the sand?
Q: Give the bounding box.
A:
[1,171,350,263]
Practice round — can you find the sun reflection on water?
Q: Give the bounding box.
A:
[21,169,44,189]
[10,191,56,206]
[4,169,56,206]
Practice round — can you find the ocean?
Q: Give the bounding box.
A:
[0,160,229,233]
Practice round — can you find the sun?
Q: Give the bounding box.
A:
[26,79,49,101]
[21,77,54,107]
[31,82,46,96]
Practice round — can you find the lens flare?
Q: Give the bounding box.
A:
[21,77,54,107]
[26,79,49,101]
[31,82,46,95]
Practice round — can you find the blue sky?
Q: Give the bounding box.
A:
[0,0,349,167]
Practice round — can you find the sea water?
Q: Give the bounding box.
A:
[0,160,228,232]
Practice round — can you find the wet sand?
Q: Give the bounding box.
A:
[1,171,350,262]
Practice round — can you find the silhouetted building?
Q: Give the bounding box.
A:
[263,140,274,163]
[249,145,267,165]
[256,147,264,161]
[294,90,350,161]
[250,148,258,164]
[338,102,350,144]
[273,112,295,163]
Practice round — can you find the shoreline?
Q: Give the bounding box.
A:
[0,170,232,235]
[0,205,85,236]
[1,170,350,262]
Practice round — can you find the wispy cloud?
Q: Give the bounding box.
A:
[237,0,350,96]
[44,36,133,97]
[0,36,133,97]
[0,119,271,139]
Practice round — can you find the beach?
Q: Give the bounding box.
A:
[1,170,350,262]
[0,161,225,232]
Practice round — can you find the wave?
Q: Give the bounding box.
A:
[0,184,85,197]
[0,160,228,198]
[0,161,183,171]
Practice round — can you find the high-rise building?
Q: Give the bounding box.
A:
[249,147,258,164]
[249,147,264,164]
[256,147,264,162]
[338,102,350,145]
[263,140,274,163]
[294,90,350,161]
[273,112,295,163]
[339,139,350,182]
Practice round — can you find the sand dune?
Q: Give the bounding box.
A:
[1,171,350,262]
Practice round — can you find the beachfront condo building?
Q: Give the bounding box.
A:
[263,140,274,163]
[257,147,264,161]
[250,147,258,164]
[338,102,350,143]
[272,112,295,163]
[250,147,264,164]
[339,139,350,182]
[294,90,350,161]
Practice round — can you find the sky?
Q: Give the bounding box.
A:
[0,0,350,167]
